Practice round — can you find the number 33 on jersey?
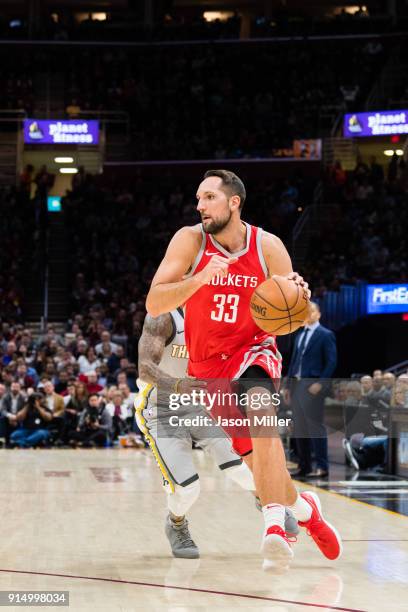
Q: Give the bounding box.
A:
[185,223,271,363]
[211,293,239,323]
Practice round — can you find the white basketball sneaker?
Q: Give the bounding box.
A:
[261,525,294,568]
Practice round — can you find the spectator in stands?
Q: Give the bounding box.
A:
[63,380,77,404]
[34,165,54,199]
[370,156,384,184]
[118,383,135,416]
[107,345,125,374]
[0,382,25,445]
[42,380,65,441]
[106,390,129,439]
[340,82,360,106]
[116,368,137,392]
[69,393,111,447]
[396,374,408,405]
[11,393,52,448]
[18,329,36,354]
[367,373,390,408]
[55,370,69,394]
[331,161,347,187]
[80,371,103,394]
[96,343,112,362]
[392,385,408,408]
[2,341,17,366]
[74,339,88,359]
[342,371,392,472]
[344,381,362,404]
[95,330,119,356]
[0,383,7,405]
[388,152,399,183]
[72,381,88,406]
[360,375,373,397]
[382,372,396,401]
[2,381,26,412]
[60,381,84,444]
[55,349,76,372]
[20,164,34,197]
[42,381,65,417]
[77,346,101,373]
[397,373,408,385]
[16,361,38,387]
[66,98,81,118]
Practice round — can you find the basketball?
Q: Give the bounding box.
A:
[250,276,310,335]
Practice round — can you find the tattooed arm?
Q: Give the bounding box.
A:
[138,313,206,396]
[138,313,176,395]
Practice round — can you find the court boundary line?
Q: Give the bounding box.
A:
[0,568,367,612]
[343,539,408,542]
[293,480,408,519]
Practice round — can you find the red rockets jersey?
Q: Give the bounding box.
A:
[185,222,281,377]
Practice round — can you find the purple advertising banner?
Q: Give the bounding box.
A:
[344,110,408,138]
[24,119,99,145]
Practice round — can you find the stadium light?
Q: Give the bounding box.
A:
[54,157,74,163]
[383,149,404,156]
[59,167,78,174]
[203,11,234,22]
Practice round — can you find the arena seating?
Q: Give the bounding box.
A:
[61,39,386,159]
[301,157,408,293]
[0,185,37,324]
[0,36,387,159]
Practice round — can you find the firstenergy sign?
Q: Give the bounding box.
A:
[367,284,408,314]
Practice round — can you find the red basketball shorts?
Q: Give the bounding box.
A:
[188,341,282,456]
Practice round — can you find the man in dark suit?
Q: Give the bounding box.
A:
[0,382,26,445]
[286,302,337,478]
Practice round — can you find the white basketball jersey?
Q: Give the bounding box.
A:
[158,308,189,379]
[137,309,188,402]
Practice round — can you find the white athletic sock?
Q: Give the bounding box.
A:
[262,503,286,532]
[289,493,313,522]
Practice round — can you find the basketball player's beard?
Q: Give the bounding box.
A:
[202,211,232,235]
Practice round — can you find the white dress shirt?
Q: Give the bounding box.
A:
[299,321,320,350]
[294,321,320,377]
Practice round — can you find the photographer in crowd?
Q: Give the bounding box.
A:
[68,393,112,447]
[10,393,52,448]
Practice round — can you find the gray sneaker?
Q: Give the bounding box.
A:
[284,508,299,537]
[165,516,200,559]
[255,498,299,536]
[342,439,360,471]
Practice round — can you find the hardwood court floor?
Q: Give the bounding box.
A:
[0,448,407,611]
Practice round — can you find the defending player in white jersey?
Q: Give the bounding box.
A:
[135,308,298,559]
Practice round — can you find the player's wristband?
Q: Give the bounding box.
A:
[173,378,182,394]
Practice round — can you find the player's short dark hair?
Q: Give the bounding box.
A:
[203,169,246,211]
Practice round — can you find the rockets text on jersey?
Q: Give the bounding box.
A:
[185,223,271,365]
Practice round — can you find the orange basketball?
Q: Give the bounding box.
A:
[250,276,310,335]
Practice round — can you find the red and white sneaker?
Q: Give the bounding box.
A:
[298,491,343,560]
[261,525,294,567]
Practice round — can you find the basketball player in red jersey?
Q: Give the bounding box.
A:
[146,170,342,568]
